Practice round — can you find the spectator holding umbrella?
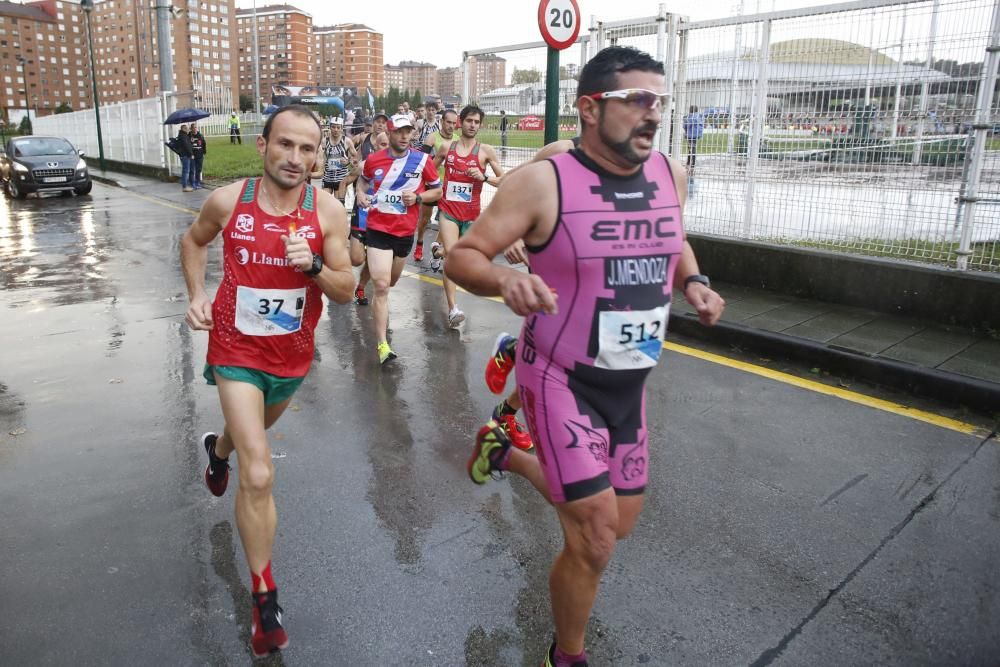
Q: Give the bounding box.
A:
[190,122,207,189]
[177,124,195,192]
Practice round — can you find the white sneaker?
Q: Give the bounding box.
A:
[448,307,465,328]
[430,242,443,272]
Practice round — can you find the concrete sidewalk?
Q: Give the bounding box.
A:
[89,169,1000,415]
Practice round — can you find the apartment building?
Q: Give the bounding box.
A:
[83,0,237,110]
[465,53,505,101]
[313,23,382,92]
[383,63,402,91]
[235,4,311,102]
[393,60,436,96]
[0,0,92,118]
[436,66,460,99]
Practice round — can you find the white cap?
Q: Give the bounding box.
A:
[330,116,344,125]
[388,114,414,131]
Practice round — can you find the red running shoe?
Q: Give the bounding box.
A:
[484,332,516,394]
[251,590,289,657]
[413,242,424,262]
[497,412,533,451]
[202,432,229,497]
[354,286,369,306]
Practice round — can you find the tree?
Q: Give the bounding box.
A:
[410,89,423,108]
[18,116,31,135]
[239,94,253,112]
[511,67,542,84]
[55,102,73,114]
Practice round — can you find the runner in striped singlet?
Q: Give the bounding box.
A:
[320,117,356,203]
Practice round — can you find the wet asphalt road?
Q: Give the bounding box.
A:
[0,183,998,667]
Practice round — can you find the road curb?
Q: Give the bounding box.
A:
[668,313,1000,416]
[90,173,123,188]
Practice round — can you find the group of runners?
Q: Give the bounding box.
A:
[180,46,725,665]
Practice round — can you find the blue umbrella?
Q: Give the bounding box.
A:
[163,107,211,125]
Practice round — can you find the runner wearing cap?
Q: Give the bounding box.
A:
[430,104,504,327]
[320,117,357,203]
[354,114,442,364]
[413,108,458,263]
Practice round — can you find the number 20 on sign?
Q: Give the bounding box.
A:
[538,0,581,50]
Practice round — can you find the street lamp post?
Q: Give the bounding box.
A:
[80,0,105,170]
[16,55,29,129]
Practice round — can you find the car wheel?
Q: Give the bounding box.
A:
[74,180,93,196]
[7,177,26,200]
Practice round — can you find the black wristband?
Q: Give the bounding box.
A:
[415,193,423,206]
[683,274,710,290]
[303,253,323,278]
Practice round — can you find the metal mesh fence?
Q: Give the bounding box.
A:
[462,40,589,209]
[674,0,1000,271]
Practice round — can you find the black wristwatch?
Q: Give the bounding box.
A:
[683,274,711,290]
[415,193,423,206]
[303,253,323,278]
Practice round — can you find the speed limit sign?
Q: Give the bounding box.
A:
[538,0,581,51]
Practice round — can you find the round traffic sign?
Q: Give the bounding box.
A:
[538,0,581,51]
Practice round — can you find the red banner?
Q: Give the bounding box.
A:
[518,116,544,131]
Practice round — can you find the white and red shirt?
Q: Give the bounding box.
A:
[362,148,441,237]
[207,178,324,378]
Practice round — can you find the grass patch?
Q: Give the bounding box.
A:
[201,129,580,180]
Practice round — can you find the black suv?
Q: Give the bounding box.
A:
[0,136,92,199]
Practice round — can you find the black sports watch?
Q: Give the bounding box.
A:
[415,193,423,206]
[303,253,323,278]
[683,274,711,290]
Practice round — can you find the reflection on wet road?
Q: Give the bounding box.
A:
[0,183,997,666]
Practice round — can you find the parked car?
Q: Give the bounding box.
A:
[0,135,92,199]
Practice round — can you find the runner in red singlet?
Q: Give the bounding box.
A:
[180,105,354,658]
[431,104,504,327]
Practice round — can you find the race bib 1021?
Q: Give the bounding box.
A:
[374,191,406,215]
[446,181,474,203]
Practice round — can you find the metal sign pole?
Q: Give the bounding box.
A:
[545,47,560,145]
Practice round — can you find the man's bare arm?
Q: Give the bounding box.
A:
[180,184,238,329]
[445,162,558,315]
[311,192,355,304]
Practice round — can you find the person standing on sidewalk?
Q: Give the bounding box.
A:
[180,105,354,657]
[190,122,207,189]
[499,110,509,152]
[447,47,725,667]
[683,105,704,171]
[229,111,242,145]
[177,124,195,192]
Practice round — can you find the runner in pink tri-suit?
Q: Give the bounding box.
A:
[444,46,726,667]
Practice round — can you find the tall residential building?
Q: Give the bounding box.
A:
[465,53,505,101]
[312,23,382,92]
[0,0,91,118]
[88,0,238,110]
[396,60,435,96]
[383,63,402,91]
[436,66,461,99]
[236,4,312,103]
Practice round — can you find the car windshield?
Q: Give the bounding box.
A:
[12,138,75,157]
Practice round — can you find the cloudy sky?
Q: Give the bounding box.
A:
[233,0,992,81]
[234,0,803,68]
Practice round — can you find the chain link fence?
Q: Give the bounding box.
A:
[673,0,1000,272]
